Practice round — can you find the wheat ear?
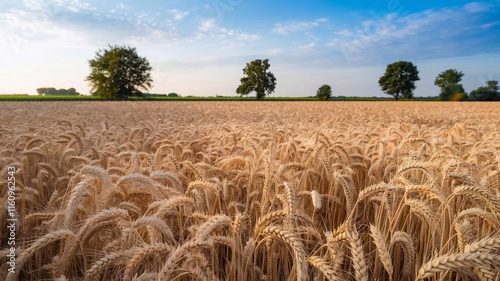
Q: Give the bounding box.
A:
[158,239,214,281]
[311,189,322,209]
[7,229,77,281]
[347,228,369,281]
[124,243,174,280]
[260,225,308,281]
[416,252,500,280]
[308,255,342,281]
[370,224,393,280]
[84,250,129,281]
[194,214,233,243]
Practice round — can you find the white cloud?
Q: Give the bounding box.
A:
[51,0,96,13]
[197,18,235,39]
[21,0,46,11]
[0,0,187,52]
[117,3,128,10]
[463,2,493,13]
[169,9,189,21]
[298,43,315,50]
[199,18,216,32]
[238,33,260,41]
[273,18,327,35]
[336,29,353,37]
[267,48,283,55]
[326,3,500,62]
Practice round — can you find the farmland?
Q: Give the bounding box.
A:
[0,101,499,280]
[0,94,440,102]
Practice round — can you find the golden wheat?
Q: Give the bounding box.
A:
[1,101,499,280]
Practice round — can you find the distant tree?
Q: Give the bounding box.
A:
[86,45,153,100]
[37,87,80,96]
[45,88,57,95]
[486,80,499,93]
[378,61,420,100]
[236,59,276,99]
[168,93,179,97]
[439,83,467,101]
[434,69,464,89]
[469,80,499,101]
[67,88,79,96]
[316,84,332,101]
[36,88,47,95]
[469,87,497,101]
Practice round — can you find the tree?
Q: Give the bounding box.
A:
[469,87,497,101]
[486,80,499,93]
[378,61,420,100]
[37,87,80,96]
[86,45,152,100]
[439,83,467,101]
[316,84,332,101]
[67,88,78,96]
[434,69,464,89]
[469,80,499,101]
[37,88,48,95]
[236,59,276,99]
[36,87,57,95]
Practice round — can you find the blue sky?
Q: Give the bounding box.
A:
[1,0,499,97]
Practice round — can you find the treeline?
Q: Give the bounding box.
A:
[435,69,499,101]
[141,93,179,97]
[37,87,81,96]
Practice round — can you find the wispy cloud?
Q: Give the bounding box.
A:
[327,2,500,62]
[197,18,234,38]
[238,33,260,42]
[195,18,261,47]
[0,0,190,49]
[169,9,188,21]
[463,2,493,13]
[298,43,315,50]
[273,18,327,35]
[62,0,96,13]
[198,18,217,32]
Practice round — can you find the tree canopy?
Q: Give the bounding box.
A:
[236,59,276,99]
[37,87,80,96]
[486,80,499,93]
[378,61,420,100]
[469,80,499,101]
[439,83,467,101]
[434,69,464,89]
[316,84,332,101]
[86,45,152,100]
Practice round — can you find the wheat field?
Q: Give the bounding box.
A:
[0,101,499,281]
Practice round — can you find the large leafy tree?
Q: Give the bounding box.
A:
[316,84,332,101]
[439,83,467,101]
[434,69,464,89]
[378,61,420,100]
[236,59,276,99]
[86,45,152,100]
